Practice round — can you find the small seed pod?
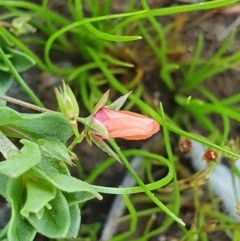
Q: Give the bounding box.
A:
[178,137,192,154]
[203,148,218,162]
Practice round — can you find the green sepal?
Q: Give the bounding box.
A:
[88,119,108,139]
[92,90,110,115]
[91,134,120,162]
[27,191,70,238]
[0,139,41,178]
[78,116,108,139]
[105,91,131,111]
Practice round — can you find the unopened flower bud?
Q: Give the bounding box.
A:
[55,82,79,125]
[178,137,192,154]
[93,107,159,140]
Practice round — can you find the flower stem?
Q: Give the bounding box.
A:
[0,94,51,113]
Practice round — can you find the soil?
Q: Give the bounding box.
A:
[3,1,240,241]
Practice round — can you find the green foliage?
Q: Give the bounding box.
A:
[1,0,240,240]
[37,138,73,165]
[0,140,41,178]
[0,31,35,99]
[180,31,240,92]
[0,34,42,106]
[0,107,101,241]
[7,177,37,241]
[0,32,35,73]
[0,107,72,142]
[27,191,70,238]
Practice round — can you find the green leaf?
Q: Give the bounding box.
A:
[28,191,71,238]
[20,177,57,219]
[0,60,10,71]
[7,178,36,241]
[8,213,36,241]
[0,73,13,100]
[0,139,41,178]
[0,31,35,73]
[8,47,35,72]
[37,138,73,165]
[0,107,72,142]
[65,191,100,205]
[38,155,70,175]
[46,173,102,200]
[0,174,9,198]
[65,204,81,239]
[0,32,13,47]
[0,32,35,102]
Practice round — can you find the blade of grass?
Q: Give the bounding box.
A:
[0,47,44,107]
[84,22,142,42]
[109,139,185,226]
[112,0,238,32]
[44,10,147,73]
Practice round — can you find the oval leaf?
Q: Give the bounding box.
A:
[37,138,72,165]
[28,191,70,238]
[7,178,36,241]
[21,179,57,219]
[47,173,102,200]
[65,204,81,239]
[0,107,72,142]
[0,139,41,178]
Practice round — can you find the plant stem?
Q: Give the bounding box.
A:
[0,95,51,113]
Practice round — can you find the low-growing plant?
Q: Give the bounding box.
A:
[1,0,240,240]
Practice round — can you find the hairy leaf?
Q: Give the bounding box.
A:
[0,107,72,142]
[65,204,81,239]
[28,191,70,238]
[46,173,102,200]
[0,139,41,178]
[21,178,57,219]
[7,178,36,241]
[37,138,72,165]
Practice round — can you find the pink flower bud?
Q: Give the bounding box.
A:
[93,107,160,140]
